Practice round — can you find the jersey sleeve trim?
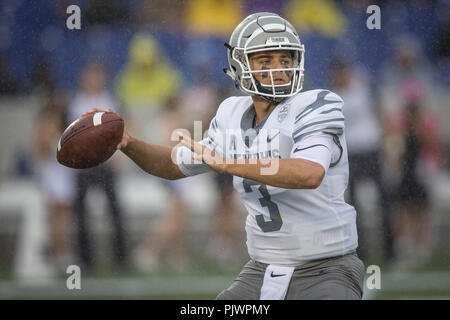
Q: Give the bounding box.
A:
[290,132,343,173]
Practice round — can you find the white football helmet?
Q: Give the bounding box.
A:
[224,12,305,102]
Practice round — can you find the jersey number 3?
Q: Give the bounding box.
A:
[243,179,283,232]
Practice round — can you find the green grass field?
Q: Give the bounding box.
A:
[1,255,449,300]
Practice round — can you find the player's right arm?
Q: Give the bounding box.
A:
[82,108,186,180]
[120,132,186,180]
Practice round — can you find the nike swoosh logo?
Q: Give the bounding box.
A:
[270,271,286,278]
[267,132,280,143]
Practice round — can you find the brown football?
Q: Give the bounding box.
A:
[56,112,124,169]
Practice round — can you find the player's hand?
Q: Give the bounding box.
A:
[116,127,131,150]
[81,108,130,150]
[176,131,227,174]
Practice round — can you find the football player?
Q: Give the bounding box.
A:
[84,12,364,299]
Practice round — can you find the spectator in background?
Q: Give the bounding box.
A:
[133,40,245,272]
[435,7,450,85]
[116,34,182,108]
[115,33,182,143]
[132,93,192,273]
[386,80,440,269]
[34,91,75,273]
[0,51,19,95]
[69,62,128,274]
[330,59,394,265]
[379,35,436,209]
[436,9,450,62]
[379,35,435,116]
[116,33,183,272]
[31,53,55,96]
[378,34,442,269]
[132,95,193,273]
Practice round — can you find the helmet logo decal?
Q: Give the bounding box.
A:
[266,37,289,44]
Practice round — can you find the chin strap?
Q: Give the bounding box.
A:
[261,95,286,103]
[224,42,239,87]
[254,78,289,103]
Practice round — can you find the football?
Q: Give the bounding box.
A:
[56,112,124,169]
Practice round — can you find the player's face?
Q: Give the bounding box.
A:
[249,50,294,86]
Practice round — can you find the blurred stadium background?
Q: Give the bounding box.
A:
[0,0,449,300]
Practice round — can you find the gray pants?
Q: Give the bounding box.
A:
[217,253,365,300]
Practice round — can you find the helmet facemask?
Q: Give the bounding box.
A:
[250,49,304,102]
[227,43,305,102]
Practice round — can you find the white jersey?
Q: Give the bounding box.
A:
[176,89,358,266]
